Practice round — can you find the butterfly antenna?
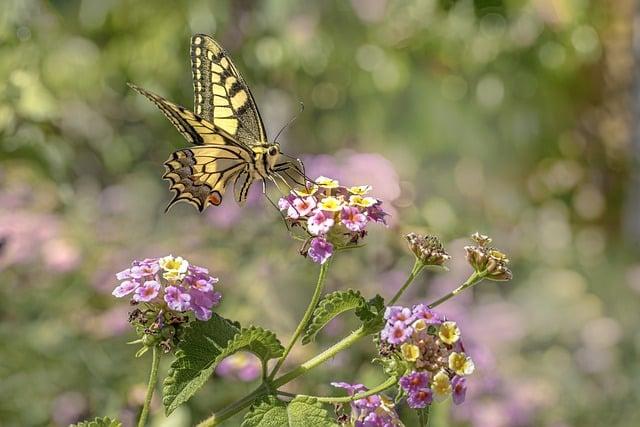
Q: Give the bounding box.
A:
[274,101,304,143]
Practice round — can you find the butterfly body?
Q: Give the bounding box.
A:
[129,34,302,211]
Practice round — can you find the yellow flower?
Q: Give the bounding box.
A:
[412,319,427,332]
[159,255,189,281]
[347,185,372,195]
[438,321,461,345]
[349,195,377,207]
[431,370,452,401]
[448,352,475,376]
[293,185,319,197]
[315,176,340,189]
[317,196,343,211]
[400,343,420,362]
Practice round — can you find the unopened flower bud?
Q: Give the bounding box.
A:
[405,233,450,267]
[464,233,512,281]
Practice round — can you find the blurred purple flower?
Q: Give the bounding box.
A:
[381,320,412,345]
[307,210,335,235]
[452,376,467,405]
[164,286,191,311]
[400,371,430,392]
[216,352,261,382]
[340,206,368,231]
[407,388,433,409]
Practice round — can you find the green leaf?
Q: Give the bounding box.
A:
[356,294,386,334]
[302,289,366,344]
[162,314,284,415]
[71,417,122,427]
[242,397,339,427]
[241,396,288,427]
[287,397,340,427]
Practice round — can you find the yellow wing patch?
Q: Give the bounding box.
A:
[190,34,267,145]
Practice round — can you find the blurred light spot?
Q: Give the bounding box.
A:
[476,75,504,108]
[79,0,113,29]
[188,2,216,34]
[581,317,621,349]
[51,392,87,426]
[571,25,600,58]
[454,157,484,198]
[574,346,613,373]
[538,42,566,68]
[356,44,384,72]
[626,264,640,294]
[509,13,542,46]
[312,82,339,109]
[479,13,506,37]
[538,201,572,251]
[573,184,605,220]
[351,0,387,23]
[16,26,31,41]
[441,75,468,101]
[575,227,606,263]
[372,57,406,92]
[422,197,457,233]
[255,37,284,68]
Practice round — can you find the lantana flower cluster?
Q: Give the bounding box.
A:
[464,232,512,281]
[278,176,388,264]
[380,304,474,409]
[113,256,221,352]
[331,382,402,426]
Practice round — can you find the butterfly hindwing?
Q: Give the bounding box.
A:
[190,34,267,145]
[163,146,252,211]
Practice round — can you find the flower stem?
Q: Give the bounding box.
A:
[269,260,331,380]
[196,385,268,427]
[299,376,397,403]
[428,271,484,308]
[198,326,369,426]
[418,405,430,426]
[388,259,425,306]
[137,346,160,427]
[272,325,368,388]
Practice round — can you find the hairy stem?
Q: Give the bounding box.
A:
[428,271,484,308]
[137,346,160,427]
[272,325,368,388]
[388,259,425,305]
[269,260,331,380]
[196,385,268,427]
[300,376,397,403]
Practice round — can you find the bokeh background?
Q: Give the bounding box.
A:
[1,0,639,426]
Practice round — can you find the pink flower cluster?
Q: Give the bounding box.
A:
[381,304,474,409]
[278,176,388,264]
[113,256,221,321]
[331,382,402,426]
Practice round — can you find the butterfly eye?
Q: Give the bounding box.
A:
[268,146,278,156]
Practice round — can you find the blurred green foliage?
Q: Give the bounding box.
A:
[1,0,639,426]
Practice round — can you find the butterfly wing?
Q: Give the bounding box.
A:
[191,34,268,145]
[164,146,252,212]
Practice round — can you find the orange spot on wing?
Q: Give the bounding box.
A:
[208,191,222,206]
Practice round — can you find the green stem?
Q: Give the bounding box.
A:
[137,346,160,427]
[196,385,268,427]
[428,271,484,308]
[418,405,430,426]
[269,260,331,380]
[272,325,368,388]
[299,376,397,403]
[388,259,425,305]
[198,326,369,426]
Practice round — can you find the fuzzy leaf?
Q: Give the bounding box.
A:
[242,396,339,427]
[356,294,386,334]
[71,417,122,427]
[302,289,366,344]
[162,314,284,415]
[241,396,288,427]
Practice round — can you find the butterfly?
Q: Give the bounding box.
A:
[129,34,305,212]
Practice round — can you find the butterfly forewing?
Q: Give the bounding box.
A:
[191,34,267,145]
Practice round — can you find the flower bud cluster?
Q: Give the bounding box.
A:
[464,232,512,281]
[279,176,388,264]
[380,304,474,408]
[331,382,402,426]
[405,232,450,267]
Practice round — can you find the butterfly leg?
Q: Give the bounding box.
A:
[262,178,292,233]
